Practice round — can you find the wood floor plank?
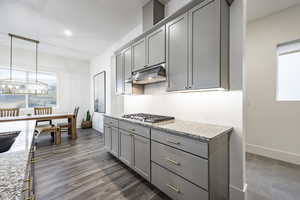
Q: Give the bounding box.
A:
[35,129,170,200]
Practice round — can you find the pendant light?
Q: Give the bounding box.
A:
[0,33,48,95]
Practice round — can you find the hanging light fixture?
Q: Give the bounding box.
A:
[0,33,48,95]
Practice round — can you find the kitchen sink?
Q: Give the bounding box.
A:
[0,131,20,153]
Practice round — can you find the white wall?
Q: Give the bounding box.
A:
[90,0,246,199]
[0,45,90,127]
[246,5,300,165]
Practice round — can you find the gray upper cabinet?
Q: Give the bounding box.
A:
[132,38,146,71]
[166,13,189,92]
[188,0,229,90]
[116,53,124,95]
[123,47,133,94]
[116,0,229,93]
[104,125,111,151]
[133,134,150,181]
[146,26,166,66]
[119,130,133,167]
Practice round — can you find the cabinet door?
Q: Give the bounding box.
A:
[119,130,133,166]
[133,134,150,181]
[116,53,124,94]
[104,125,111,151]
[147,26,166,66]
[166,13,189,91]
[132,38,146,71]
[111,127,119,157]
[189,0,220,89]
[123,47,133,94]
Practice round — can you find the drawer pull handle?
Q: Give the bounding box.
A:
[22,188,29,192]
[165,158,180,166]
[109,122,113,124]
[130,128,135,132]
[24,178,32,183]
[166,183,180,193]
[166,139,180,145]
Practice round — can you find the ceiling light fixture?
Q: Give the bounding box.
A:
[0,33,48,95]
[64,29,72,37]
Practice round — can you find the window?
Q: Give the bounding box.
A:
[0,68,26,108]
[277,40,300,101]
[0,68,57,108]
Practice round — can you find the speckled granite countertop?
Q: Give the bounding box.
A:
[104,114,233,141]
[0,120,36,200]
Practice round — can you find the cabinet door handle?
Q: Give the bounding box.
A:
[166,139,180,145]
[165,158,180,166]
[166,183,180,193]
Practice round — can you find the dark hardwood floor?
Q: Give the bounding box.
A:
[34,128,170,200]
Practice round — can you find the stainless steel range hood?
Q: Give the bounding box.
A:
[132,64,166,85]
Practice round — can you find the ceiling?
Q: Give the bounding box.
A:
[0,0,149,61]
[3,0,300,61]
[247,0,300,22]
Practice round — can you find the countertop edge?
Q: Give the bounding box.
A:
[104,114,233,141]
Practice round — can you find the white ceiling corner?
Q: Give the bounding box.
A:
[247,0,300,22]
[0,0,149,61]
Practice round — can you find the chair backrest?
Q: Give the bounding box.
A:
[0,108,19,117]
[73,106,80,119]
[34,107,52,115]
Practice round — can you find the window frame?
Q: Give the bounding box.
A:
[0,66,59,109]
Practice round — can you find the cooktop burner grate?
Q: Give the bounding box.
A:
[122,113,174,123]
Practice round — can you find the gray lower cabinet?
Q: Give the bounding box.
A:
[151,140,208,189]
[104,116,230,200]
[166,12,189,91]
[152,162,208,200]
[116,53,124,95]
[132,38,146,71]
[111,127,119,157]
[104,125,112,151]
[146,25,166,66]
[119,129,133,166]
[133,134,150,181]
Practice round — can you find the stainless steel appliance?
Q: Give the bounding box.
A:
[132,64,166,85]
[122,113,174,123]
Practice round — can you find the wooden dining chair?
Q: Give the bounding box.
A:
[0,108,19,117]
[57,106,79,136]
[34,107,60,145]
[34,107,53,125]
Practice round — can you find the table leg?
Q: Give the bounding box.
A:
[70,116,77,139]
[55,127,61,145]
[68,118,72,136]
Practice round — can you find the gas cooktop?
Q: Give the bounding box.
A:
[122,113,174,123]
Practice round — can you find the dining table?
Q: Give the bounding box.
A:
[0,113,77,139]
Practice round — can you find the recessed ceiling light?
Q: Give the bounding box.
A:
[64,29,72,37]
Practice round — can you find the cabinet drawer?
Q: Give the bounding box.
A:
[151,129,208,158]
[119,120,150,138]
[104,117,119,128]
[151,162,208,200]
[151,141,208,189]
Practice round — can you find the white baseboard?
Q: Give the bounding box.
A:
[230,184,247,200]
[246,143,300,165]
